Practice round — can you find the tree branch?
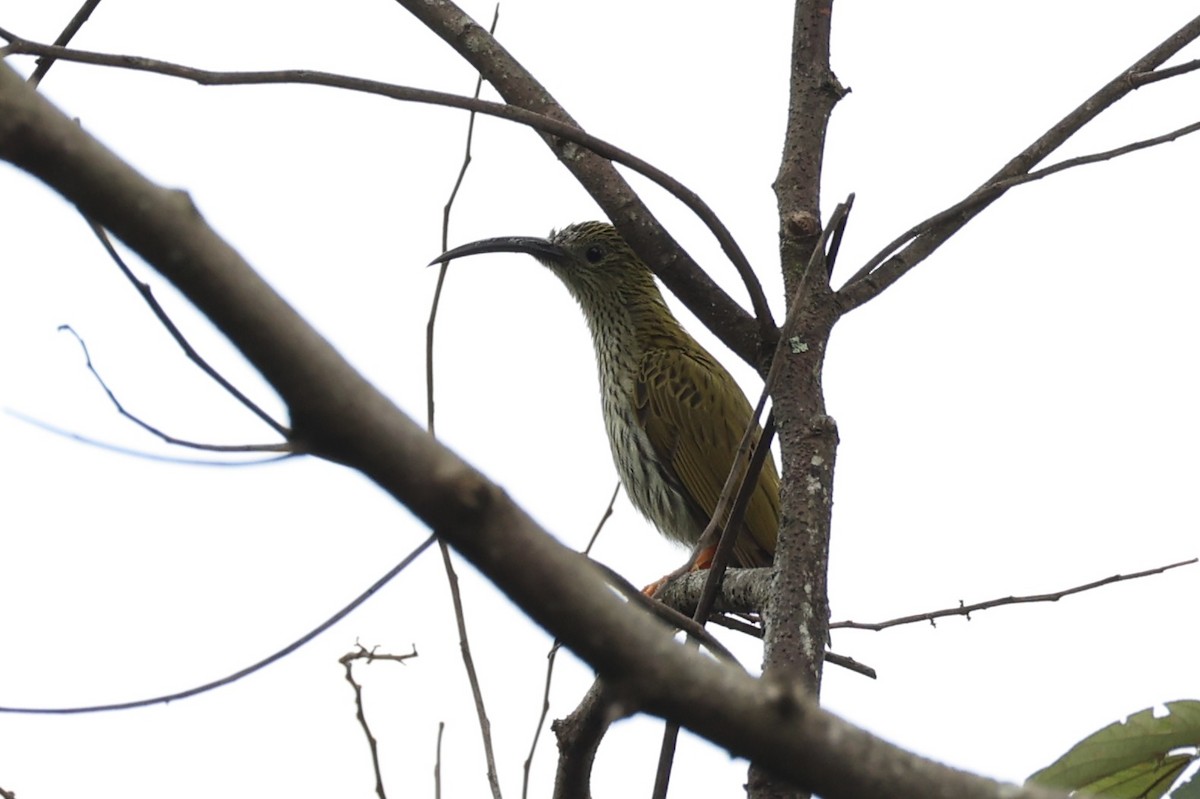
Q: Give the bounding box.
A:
[831,558,1197,632]
[761,2,847,786]
[390,0,778,364]
[0,59,1072,799]
[25,0,104,88]
[341,644,420,799]
[837,13,1200,312]
[0,25,772,365]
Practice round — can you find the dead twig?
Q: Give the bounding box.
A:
[831,558,1197,632]
[341,644,419,799]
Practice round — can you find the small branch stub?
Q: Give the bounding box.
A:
[785,211,822,238]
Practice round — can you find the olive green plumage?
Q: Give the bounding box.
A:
[435,221,778,568]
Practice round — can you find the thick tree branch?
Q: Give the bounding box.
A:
[774,0,844,291]
[0,61,1071,799]
[551,680,626,799]
[761,4,845,792]
[390,0,777,365]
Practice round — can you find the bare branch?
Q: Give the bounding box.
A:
[838,116,1200,294]
[837,13,1200,312]
[774,0,847,295]
[658,199,851,615]
[87,222,290,438]
[1131,56,1200,86]
[426,13,505,797]
[437,541,504,799]
[4,409,293,466]
[831,558,1197,632]
[475,200,841,792]
[528,486,618,799]
[651,411,779,799]
[428,4,497,437]
[434,721,445,799]
[524,643,562,799]
[825,652,876,680]
[57,325,289,452]
[341,644,420,799]
[0,61,1077,799]
[390,0,776,362]
[0,534,435,714]
[753,3,852,789]
[583,483,620,556]
[690,199,850,618]
[1009,119,1200,186]
[0,28,772,365]
[342,646,421,666]
[25,0,104,88]
[552,681,627,799]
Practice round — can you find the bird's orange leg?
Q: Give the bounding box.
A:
[642,544,718,597]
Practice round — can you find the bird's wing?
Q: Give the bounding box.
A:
[635,347,779,565]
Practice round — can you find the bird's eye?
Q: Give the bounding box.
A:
[584,245,604,264]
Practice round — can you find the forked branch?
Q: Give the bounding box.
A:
[836,13,1200,312]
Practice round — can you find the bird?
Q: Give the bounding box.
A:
[432,221,778,578]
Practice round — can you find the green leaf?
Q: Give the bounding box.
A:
[1027,700,1200,798]
[1073,754,1190,799]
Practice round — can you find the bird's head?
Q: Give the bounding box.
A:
[431,221,659,305]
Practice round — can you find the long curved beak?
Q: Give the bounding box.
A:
[429,236,568,266]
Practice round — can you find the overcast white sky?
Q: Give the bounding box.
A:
[1,2,1198,798]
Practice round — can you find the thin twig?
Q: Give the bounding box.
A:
[4,408,294,465]
[586,562,737,663]
[26,0,104,88]
[840,118,1200,291]
[58,325,290,452]
[0,29,773,358]
[0,534,436,714]
[830,558,1197,632]
[837,14,1200,312]
[1131,57,1200,86]
[825,653,876,679]
[86,222,290,437]
[1005,119,1200,186]
[523,642,562,799]
[21,174,289,456]
[342,646,421,665]
[437,541,504,799]
[435,721,445,799]
[824,193,854,278]
[706,612,877,678]
[706,613,763,638]
[583,483,621,556]
[426,12,505,796]
[650,715,681,799]
[341,644,419,799]
[428,4,497,436]
[523,484,620,799]
[650,419,778,798]
[699,615,877,680]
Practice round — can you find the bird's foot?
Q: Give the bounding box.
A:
[642,545,718,598]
